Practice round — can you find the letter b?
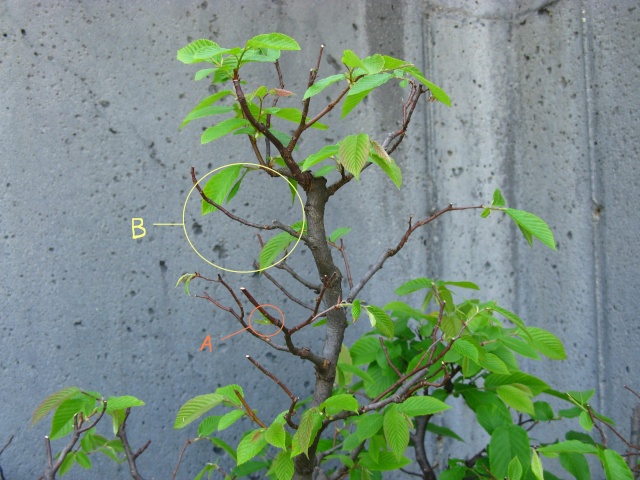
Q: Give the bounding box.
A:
[131,218,146,239]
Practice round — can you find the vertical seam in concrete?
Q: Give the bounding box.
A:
[579,0,605,412]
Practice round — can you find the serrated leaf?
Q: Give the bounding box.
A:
[341,89,370,118]
[50,397,86,439]
[383,407,410,460]
[259,232,295,270]
[476,404,513,434]
[508,456,523,480]
[105,395,145,412]
[478,352,511,374]
[496,385,535,415]
[528,327,566,359]
[350,336,380,365]
[31,387,81,426]
[489,425,530,479]
[369,152,402,189]
[174,394,224,429]
[177,39,217,64]
[296,408,321,457]
[342,49,365,69]
[197,416,221,437]
[492,188,506,207]
[338,362,373,383]
[579,410,594,431]
[426,423,465,442]
[395,277,433,295]
[301,144,339,171]
[201,164,243,215]
[265,420,286,449]
[442,280,480,290]
[362,54,385,74]
[218,409,245,431]
[247,33,300,51]
[273,449,294,480]
[75,450,91,469]
[538,440,599,456]
[201,118,250,144]
[452,339,479,362]
[58,452,75,475]
[210,437,237,461]
[567,389,595,405]
[314,164,337,177]
[504,208,556,250]
[269,107,328,129]
[338,134,370,179]
[356,413,384,441]
[180,105,234,130]
[236,429,267,465]
[303,74,346,100]
[194,68,217,81]
[481,208,491,218]
[499,336,540,359]
[349,73,392,96]
[559,452,591,480]
[485,372,549,396]
[531,449,545,480]
[397,396,451,417]
[364,305,394,338]
[329,227,352,243]
[382,55,411,70]
[402,65,451,106]
[193,45,235,61]
[319,394,359,414]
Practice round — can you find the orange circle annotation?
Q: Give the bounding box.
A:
[220,304,285,341]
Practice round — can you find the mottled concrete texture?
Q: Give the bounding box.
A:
[1,0,638,478]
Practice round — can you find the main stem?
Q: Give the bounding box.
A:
[293,176,347,479]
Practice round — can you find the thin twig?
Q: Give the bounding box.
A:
[0,436,12,458]
[274,259,322,292]
[346,205,484,303]
[625,385,640,401]
[257,263,314,310]
[116,408,148,480]
[338,239,353,289]
[171,438,192,480]
[235,390,267,428]
[379,337,402,378]
[265,60,285,162]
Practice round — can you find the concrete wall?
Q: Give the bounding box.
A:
[1,0,638,478]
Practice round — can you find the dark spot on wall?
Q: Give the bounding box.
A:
[21,29,26,35]
[100,100,110,107]
[192,221,203,235]
[108,127,117,134]
[159,260,167,272]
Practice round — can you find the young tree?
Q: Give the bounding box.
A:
[30,33,638,480]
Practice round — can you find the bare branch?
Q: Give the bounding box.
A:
[235,389,267,428]
[171,438,192,480]
[116,408,148,480]
[379,337,402,378]
[257,263,314,310]
[338,239,353,289]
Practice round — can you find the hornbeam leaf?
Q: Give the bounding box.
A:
[402,65,451,106]
[246,33,300,51]
[177,39,217,64]
[303,74,346,100]
[348,73,392,96]
[504,208,556,250]
[201,118,250,144]
[338,133,370,179]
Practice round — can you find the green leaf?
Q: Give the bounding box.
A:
[383,407,410,460]
[329,227,352,243]
[476,404,512,434]
[58,452,75,475]
[218,409,245,431]
[492,188,506,207]
[50,397,87,439]
[31,386,81,426]
[269,107,328,129]
[273,449,294,480]
[259,232,295,270]
[395,277,433,295]
[180,105,234,130]
[382,55,410,70]
[508,456,523,480]
[246,33,300,51]
[174,393,224,429]
[402,65,451,106]
[356,413,384,441]
[579,410,594,431]
[442,280,480,290]
[349,73,392,96]
[351,299,362,323]
[504,208,556,250]
[301,144,339,171]
[265,419,286,449]
[478,352,511,374]
[485,372,549,396]
[362,54,385,74]
[296,408,322,457]
[105,395,145,412]
[236,429,267,465]
[499,336,540,359]
[193,45,236,61]
[338,362,373,383]
[538,440,599,456]
[364,305,394,338]
[531,449,545,480]
[75,450,92,469]
[201,164,243,215]
[201,118,250,144]
[600,448,633,480]
[426,423,464,442]
[397,396,451,417]
[342,49,365,69]
[341,89,370,118]
[339,134,370,179]
[210,437,237,461]
[350,336,380,365]
[320,394,359,414]
[559,452,591,480]
[489,425,531,478]
[303,74,346,100]
[528,327,566,359]
[177,39,216,64]
[481,208,491,218]
[496,385,535,415]
[567,389,595,405]
[194,68,217,81]
[197,416,221,437]
[369,150,402,189]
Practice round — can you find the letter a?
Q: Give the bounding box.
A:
[200,335,212,352]
[131,218,146,239]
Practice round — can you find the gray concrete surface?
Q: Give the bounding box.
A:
[1,0,638,478]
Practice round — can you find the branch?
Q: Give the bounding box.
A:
[347,205,484,302]
[411,415,436,480]
[116,408,149,480]
[171,438,192,480]
[0,435,13,480]
[265,59,285,162]
[246,355,299,429]
[256,262,314,310]
[235,390,267,428]
[379,337,402,377]
[273,259,322,292]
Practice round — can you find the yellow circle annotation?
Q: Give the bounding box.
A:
[181,162,305,274]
